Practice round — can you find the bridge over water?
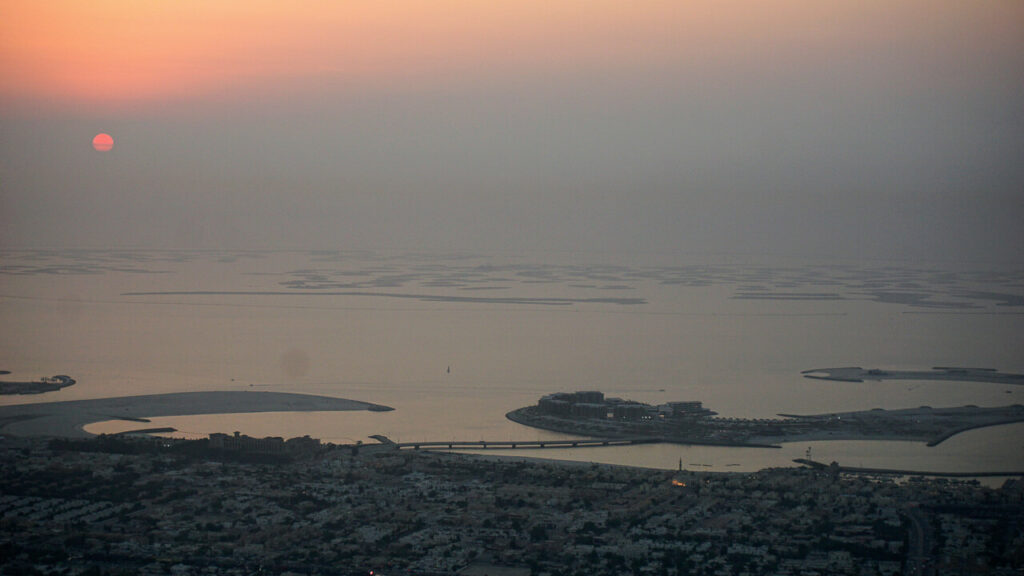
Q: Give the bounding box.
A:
[385,437,661,451]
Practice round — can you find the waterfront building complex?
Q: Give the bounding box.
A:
[537,391,715,421]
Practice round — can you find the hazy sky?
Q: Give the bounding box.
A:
[2,1,1022,262]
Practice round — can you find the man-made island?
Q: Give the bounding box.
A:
[0,391,393,438]
[0,374,75,395]
[507,391,1024,447]
[802,366,1024,385]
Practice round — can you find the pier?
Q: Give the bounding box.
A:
[393,437,660,451]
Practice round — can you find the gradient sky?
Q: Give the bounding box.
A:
[2,0,1022,261]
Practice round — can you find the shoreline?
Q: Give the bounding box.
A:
[794,458,1024,478]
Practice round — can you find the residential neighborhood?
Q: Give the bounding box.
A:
[1,435,1021,575]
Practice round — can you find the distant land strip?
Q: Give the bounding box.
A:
[0,391,393,438]
[902,311,1024,315]
[802,366,1024,385]
[733,292,844,300]
[120,290,646,306]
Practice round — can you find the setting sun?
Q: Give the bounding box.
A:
[92,133,114,151]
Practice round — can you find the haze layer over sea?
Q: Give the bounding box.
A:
[2,249,1022,475]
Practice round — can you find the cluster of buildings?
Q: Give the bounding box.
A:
[208,431,321,454]
[1,434,1022,576]
[537,391,714,421]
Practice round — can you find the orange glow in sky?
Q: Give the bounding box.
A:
[4,0,621,106]
[2,0,1021,111]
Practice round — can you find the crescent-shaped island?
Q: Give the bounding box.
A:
[0,391,393,438]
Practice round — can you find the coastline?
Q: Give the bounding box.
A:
[794,458,1024,478]
[746,431,927,445]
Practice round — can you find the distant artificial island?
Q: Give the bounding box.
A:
[0,373,75,395]
[507,389,1024,448]
[0,391,393,438]
[802,365,1024,385]
[2,366,1022,451]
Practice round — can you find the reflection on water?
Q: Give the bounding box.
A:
[5,250,1024,475]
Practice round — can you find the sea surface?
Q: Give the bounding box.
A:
[2,249,1022,478]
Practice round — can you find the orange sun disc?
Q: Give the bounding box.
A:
[92,133,114,152]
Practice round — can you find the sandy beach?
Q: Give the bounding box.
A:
[0,391,392,438]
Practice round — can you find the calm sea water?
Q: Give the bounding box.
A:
[2,249,1022,477]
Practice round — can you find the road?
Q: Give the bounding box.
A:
[903,505,933,576]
